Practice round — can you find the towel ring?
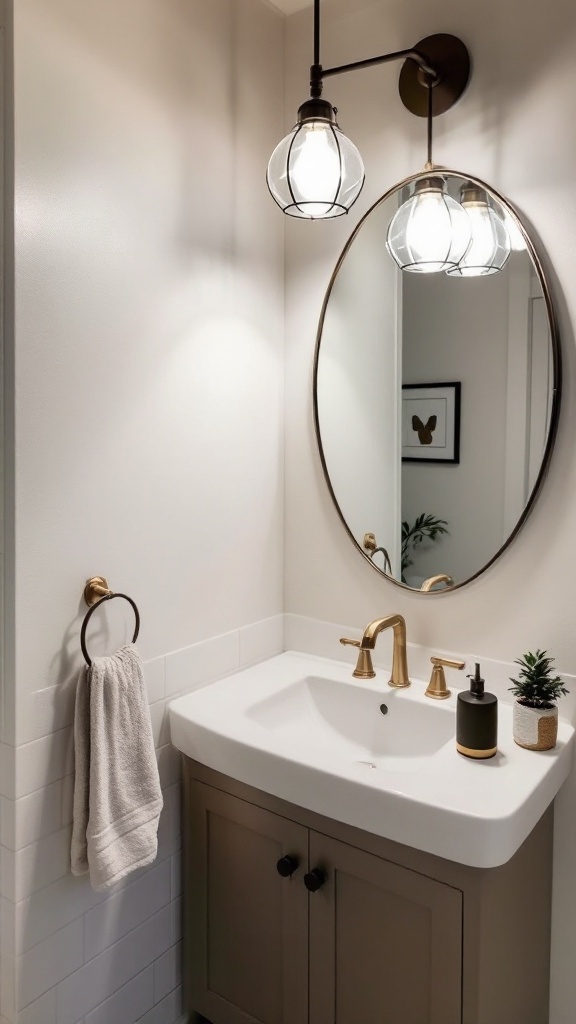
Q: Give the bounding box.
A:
[80,592,140,667]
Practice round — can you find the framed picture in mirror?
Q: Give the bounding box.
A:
[401,382,461,464]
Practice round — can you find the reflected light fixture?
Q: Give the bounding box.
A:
[502,208,528,252]
[385,57,471,273]
[386,176,471,273]
[447,183,511,277]
[267,0,471,222]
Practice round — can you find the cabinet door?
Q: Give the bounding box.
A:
[185,782,309,1024]
[308,832,462,1024]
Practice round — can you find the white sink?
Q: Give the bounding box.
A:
[169,650,574,868]
[245,674,455,769]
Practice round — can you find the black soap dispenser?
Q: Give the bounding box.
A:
[456,663,498,759]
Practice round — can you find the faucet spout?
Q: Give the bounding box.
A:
[362,614,410,688]
[421,574,454,592]
[340,614,410,688]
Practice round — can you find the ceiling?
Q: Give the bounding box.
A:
[267,0,313,14]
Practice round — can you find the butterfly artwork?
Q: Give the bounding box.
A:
[401,383,461,464]
[412,415,437,445]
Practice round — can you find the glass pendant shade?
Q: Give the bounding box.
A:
[386,177,471,273]
[502,209,527,251]
[447,184,511,277]
[267,101,365,220]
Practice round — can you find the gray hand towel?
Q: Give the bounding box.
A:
[71,644,163,890]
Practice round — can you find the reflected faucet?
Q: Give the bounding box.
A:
[421,574,454,592]
[340,614,411,688]
[363,532,393,576]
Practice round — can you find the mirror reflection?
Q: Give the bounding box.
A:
[314,172,559,591]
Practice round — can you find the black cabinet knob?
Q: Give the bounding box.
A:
[276,855,299,878]
[304,867,327,892]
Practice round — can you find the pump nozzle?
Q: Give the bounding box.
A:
[467,662,485,699]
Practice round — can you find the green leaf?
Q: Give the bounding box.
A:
[509,649,568,707]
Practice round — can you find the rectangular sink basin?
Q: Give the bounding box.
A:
[169,651,574,868]
[246,675,455,769]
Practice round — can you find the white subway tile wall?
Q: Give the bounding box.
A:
[0,615,283,1024]
[0,743,15,799]
[15,990,57,1024]
[82,967,155,1024]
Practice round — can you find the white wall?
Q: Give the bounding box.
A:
[0,0,285,1021]
[317,209,401,575]
[284,1,576,1021]
[401,266,510,583]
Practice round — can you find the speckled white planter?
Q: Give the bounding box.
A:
[513,701,558,751]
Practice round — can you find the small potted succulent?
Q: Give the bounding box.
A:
[509,649,569,751]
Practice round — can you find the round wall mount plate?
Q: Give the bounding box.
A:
[399,34,471,117]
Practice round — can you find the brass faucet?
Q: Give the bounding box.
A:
[421,574,454,592]
[340,614,410,688]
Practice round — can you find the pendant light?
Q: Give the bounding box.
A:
[447,183,511,277]
[386,82,471,273]
[266,1,364,218]
[266,2,471,222]
[266,99,365,219]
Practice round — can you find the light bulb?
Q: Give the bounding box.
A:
[447,185,511,277]
[290,124,341,218]
[387,177,471,273]
[405,193,458,267]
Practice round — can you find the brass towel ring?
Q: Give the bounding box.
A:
[80,577,140,667]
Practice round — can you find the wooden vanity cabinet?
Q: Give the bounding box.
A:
[182,757,553,1024]
[307,831,462,1024]
[185,781,309,1024]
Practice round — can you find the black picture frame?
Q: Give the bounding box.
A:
[402,382,461,464]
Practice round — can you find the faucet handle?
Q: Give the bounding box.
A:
[339,638,376,679]
[425,656,465,700]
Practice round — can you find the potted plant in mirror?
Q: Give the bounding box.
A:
[509,650,568,751]
[401,513,449,583]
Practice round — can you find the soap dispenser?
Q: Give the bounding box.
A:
[456,663,498,759]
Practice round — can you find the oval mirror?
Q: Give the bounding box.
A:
[314,170,561,592]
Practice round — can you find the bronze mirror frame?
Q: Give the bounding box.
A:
[312,168,562,593]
